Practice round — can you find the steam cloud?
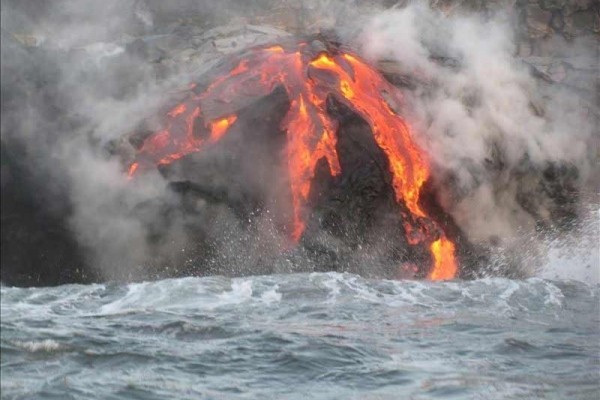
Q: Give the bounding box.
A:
[1,0,598,282]
[354,3,598,277]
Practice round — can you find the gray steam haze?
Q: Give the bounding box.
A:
[1,0,598,282]
[355,3,599,280]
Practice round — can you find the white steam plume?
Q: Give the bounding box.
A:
[354,3,598,278]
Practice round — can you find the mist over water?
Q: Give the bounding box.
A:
[537,206,599,283]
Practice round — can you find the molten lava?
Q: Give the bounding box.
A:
[128,41,458,280]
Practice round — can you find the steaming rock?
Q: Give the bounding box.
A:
[1,0,597,286]
[526,4,555,38]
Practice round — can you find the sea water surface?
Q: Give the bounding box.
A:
[1,273,599,399]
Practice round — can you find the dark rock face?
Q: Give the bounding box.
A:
[0,34,93,286]
[1,147,93,286]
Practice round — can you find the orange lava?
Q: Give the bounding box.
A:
[167,103,187,118]
[210,115,237,142]
[127,162,139,178]
[128,42,458,279]
[429,237,457,280]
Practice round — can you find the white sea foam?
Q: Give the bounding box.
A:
[97,282,150,315]
[316,272,343,303]
[217,279,253,306]
[542,281,565,307]
[343,275,381,304]
[14,339,62,353]
[260,284,282,304]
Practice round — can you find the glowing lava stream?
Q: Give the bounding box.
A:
[128,42,458,280]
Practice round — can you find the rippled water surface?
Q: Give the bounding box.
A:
[1,273,599,399]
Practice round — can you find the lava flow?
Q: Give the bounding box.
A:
[128,41,458,280]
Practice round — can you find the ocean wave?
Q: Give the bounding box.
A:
[1,273,595,319]
[12,339,63,353]
[2,273,598,399]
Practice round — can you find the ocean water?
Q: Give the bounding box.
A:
[1,272,598,399]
